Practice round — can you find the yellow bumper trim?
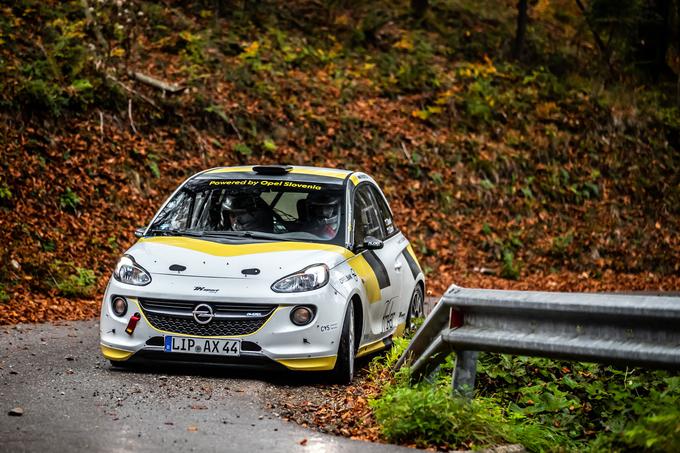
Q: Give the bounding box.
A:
[356,339,387,358]
[276,355,337,371]
[393,322,406,338]
[101,345,134,361]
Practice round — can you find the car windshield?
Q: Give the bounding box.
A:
[147,178,346,245]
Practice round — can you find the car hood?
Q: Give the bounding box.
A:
[126,236,353,281]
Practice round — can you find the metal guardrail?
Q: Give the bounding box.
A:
[395,285,680,396]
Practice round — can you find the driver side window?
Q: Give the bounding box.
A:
[353,185,385,245]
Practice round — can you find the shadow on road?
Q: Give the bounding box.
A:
[108,354,379,387]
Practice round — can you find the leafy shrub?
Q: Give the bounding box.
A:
[371,366,568,451]
[15,79,68,117]
[55,267,97,298]
[369,332,680,452]
[477,354,680,450]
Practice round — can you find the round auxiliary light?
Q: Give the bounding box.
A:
[290,306,314,326]
[112,296,128,317]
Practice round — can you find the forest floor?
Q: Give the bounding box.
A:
[1,1,679,322]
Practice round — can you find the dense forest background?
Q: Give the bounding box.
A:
[1,0,679,324]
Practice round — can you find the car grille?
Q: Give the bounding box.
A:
[138,298,277,337]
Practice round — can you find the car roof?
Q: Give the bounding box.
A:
[194,165,354,186]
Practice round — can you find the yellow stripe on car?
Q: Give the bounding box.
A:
[347,254,382,303]
[289,168,349,179]
[276,355,337,371]
[139,237,354,259]
[406,243,422,272]
[101,344,134,361]
[205,166,349,179]
[205,166,255,174]
[356,338,387,357]
[350,174,360,185]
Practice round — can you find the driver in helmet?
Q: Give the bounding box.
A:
[305,193,341,239]
[221,193,273,232]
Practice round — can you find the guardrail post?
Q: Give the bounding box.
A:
[452,350,478,398]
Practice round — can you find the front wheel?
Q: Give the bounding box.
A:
[329,302,355,384]
[405,284,424,334]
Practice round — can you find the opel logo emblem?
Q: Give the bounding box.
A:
[192,303,214,324]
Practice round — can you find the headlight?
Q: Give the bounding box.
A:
[271,264,329,293]
[113,255,151,286]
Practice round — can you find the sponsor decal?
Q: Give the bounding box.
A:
[193,286,219,293]
[208,180,322,190]
[338,272,354,284]
[382,298,397,332]
[319,322,339,333]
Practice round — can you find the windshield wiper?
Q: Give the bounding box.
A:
[145,229,205,238]
[203,231,291,241]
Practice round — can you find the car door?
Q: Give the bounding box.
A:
[369,185,415,334]
[351,183,403,339]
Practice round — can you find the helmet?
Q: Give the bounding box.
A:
[222,193,263,231]
[306,194,340,227]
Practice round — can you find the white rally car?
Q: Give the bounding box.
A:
[100,165,425,382]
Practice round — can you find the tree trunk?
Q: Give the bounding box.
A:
[411,0,428,20]
[512,0,528,60]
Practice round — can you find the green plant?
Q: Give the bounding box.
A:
[59,187,80,212]
[370,356,569,451]
[55,267,97,298]
[147,154,160,178]
[551,232,574,257]
[0,183,11,200]
[234,143,253,157]
[501,248,520,279]
[0,283,9,303]
[477,354,680,450]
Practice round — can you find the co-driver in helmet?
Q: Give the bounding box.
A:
[305,193,341,239]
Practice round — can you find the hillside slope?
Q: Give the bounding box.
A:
[1,0,679,323]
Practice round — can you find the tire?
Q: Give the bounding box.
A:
[405,284,424,334]
[329,302,355,384]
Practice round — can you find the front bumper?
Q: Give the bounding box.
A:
[99,274,347,371]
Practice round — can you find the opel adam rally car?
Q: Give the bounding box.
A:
[100,165,425,382]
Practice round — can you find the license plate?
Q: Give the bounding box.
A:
[164,336,240,356]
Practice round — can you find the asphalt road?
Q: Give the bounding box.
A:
[0,320,412,453]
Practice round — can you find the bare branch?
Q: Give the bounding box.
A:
[131,72,185,94]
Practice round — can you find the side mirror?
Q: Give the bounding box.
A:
[357,236,383,251]
[134,227,146,238]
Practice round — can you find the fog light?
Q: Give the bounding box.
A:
[112,297,128,317]
[290,306,314,326]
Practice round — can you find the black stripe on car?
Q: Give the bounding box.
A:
[402,247,420,279]
[364,250,391,289]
